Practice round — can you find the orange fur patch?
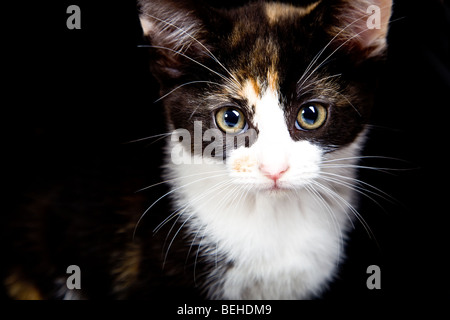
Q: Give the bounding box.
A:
[265,1,321,25]
[5,270,43,300]
[267,68,279,91]
[232,155,257,173]
[239,78,261,106]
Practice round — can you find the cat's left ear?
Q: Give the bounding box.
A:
[326,0,393,58]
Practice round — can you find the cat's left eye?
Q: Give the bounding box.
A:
[215,107,247,134]
[295,102,327,131]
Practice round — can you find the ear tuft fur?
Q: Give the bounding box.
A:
[138,0,210,79]
[328,0,393,58]
[139,1,203,53]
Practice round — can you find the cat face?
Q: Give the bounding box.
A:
[139,0,391,195]
[138,1,392,299]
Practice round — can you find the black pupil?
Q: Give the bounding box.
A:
[224,109,240,127]
[302,106,318,125]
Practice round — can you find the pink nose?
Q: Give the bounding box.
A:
[259,163,289,181]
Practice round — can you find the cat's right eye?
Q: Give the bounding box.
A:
[215,107,247,134]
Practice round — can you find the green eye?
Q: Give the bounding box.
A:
[215,107,247,134]
[296,103,327,130]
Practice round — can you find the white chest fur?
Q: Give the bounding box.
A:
[202,191,345,299]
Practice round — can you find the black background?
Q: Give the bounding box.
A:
[4,0,450,306]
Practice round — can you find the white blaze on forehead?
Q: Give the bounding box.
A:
[235,74,294,174]
[253,85,293,172]
[239,72,289,142]
[239,73,288,141]
[253,88,288,140]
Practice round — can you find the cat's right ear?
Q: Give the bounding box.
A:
[138,0,211,79]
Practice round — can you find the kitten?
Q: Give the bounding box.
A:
[137,0,392,299]
[3,0,392,300]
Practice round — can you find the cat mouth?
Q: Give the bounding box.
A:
[261,181,290,193]
[270,181,283,190]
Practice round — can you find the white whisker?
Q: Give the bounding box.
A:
[123,132,172,144]
[297,11,369,87]
[161,208,186,268]
[311,180,376,241]
[141,12,241,89]
[298,73,342,95]
[149,45,239,91]
[155,80,224,103]
[304,185,345,265]
[320,163,407,174]
[136,169,228,193]
[161,178,234,267]
[319,171,398,206]
[133,172,229,239]
[194,226,209,286]
[162,207,192,269]
[298,4,394,89]
[299,85,361,116]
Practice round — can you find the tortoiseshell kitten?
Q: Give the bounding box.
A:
[3,0,392,300]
